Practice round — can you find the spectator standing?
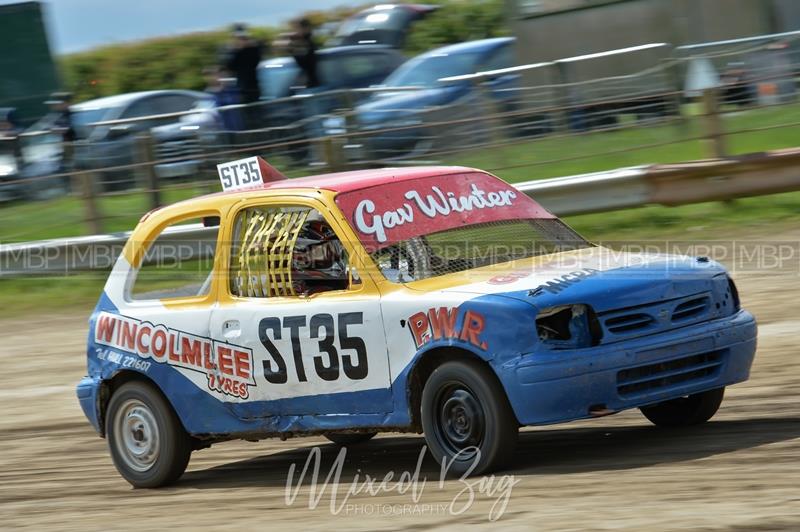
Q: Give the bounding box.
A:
[204,66,244,132]
[288,18,324,162]
[43,92,77,183]
[43,92,76,145]
[0,108,20,137]
[224,24,263,130]
[225,24,263,105]
[288,18,319,90]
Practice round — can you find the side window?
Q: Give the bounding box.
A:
[130,217,219,301]
[483,46,515,72]
[121,98,159,119]
[381,51,405,77]
[317,57,336,87]
[229,205,355,298]
[342,54,379,80]
[153,95,199,114]
[320,54,387,86]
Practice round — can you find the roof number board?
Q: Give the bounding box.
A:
[217,157,265,191]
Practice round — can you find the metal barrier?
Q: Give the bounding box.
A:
[675,30,800,107]
[0,223,215,277]
[3,147,800,277]
[1,29,799,243]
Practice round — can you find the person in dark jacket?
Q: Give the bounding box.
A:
[0,107,21,138]
[43,92,77,179]
[225,23,263,105]
[43,92,76,144]
[288,17,324,160]
[288,18,319,89]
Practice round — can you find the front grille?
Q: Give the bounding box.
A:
[617,350,723,397]
[605,313,655,333]
[155,138,202,160]
[598,291,720,343]
[672,296,710,322]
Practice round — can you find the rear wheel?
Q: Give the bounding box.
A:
[324,432,377,446]
[640,387,725,427]
[421,360,518,476]
[106,381,191,488]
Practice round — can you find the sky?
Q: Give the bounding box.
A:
[0,0,351,54]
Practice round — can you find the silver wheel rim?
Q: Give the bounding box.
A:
[113,399,160,472]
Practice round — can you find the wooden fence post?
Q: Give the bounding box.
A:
[701,88,727,159]
[341,91,362,166]
[78,170,103,235]
[320,135,345,173]
[553,62,573,133]
[135,133,161,210]
[476,79,507,147]
[665,58,686,128]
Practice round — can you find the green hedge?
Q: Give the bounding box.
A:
[60,29,276,102]
[59,1,507,103]
[404,0,509,56]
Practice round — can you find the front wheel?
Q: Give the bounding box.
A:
[106,381,192,488]
[640,387,725,427]
[421,360,518,477]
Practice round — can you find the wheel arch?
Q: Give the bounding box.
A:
[97,370,182,437]
[405,345,516,431]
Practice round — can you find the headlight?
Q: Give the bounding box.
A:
[0,155,18,176]
[536,304,601,349]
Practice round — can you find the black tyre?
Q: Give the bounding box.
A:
[421,360,518,476]
[106,381,192,488]
[324,432,378,446]
[640,387,725,428]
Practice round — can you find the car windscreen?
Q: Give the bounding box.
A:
[335,171,590,282]
[317,52,396,87]
[383,51,483,87]
[369,219,592,283]
[259,61,300,99]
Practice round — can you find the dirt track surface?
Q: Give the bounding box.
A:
[1,244,799,531]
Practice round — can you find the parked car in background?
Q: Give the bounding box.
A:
[327,3,439,48]
[0,107,62,202]
[258,45,405,126]
[0,137,20,194]
[16,129,65,200]
[354,37,523,160]
[67,90,220,190]
[0,108,24,201]
[257,45,405,161]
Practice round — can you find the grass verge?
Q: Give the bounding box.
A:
[1,103,799,316]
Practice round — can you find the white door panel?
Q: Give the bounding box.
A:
[209,295,393,415]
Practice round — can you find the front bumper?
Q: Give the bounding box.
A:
[505,310,757,426]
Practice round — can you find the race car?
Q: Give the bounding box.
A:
[77,157,757,487]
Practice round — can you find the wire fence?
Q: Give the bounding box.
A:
[0,30,799,242]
